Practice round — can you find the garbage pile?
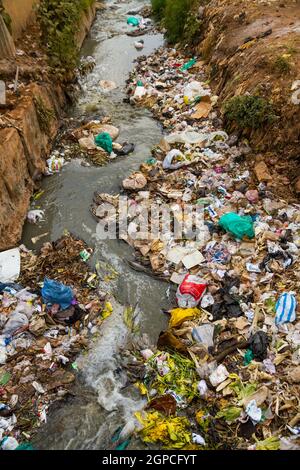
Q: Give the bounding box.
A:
[92,47,300,449]
[0,234,113,448]
[45,117,136,169]
[126,14,153,37]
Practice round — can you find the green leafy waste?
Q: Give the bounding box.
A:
[146,351,199,402]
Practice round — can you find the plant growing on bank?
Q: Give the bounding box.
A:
[38,0,94,75]
[34,97,55,135]
[152,0,166,20]
[0,0,12,33]
[224,95,276,130]
[151,0,199,44]
[272,55,292,74]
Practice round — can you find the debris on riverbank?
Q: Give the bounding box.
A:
[92,46,300,450]
[0,233,114,448]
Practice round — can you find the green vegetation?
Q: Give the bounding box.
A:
[224,95,276,130]
[151,0,199,44]
[152,0,166,19]
[34,97,55,135]
[272,55,291,74]
[0,0,12,33]
[38,0,94,74]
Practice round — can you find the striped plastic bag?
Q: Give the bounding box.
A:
[275,292,297,325]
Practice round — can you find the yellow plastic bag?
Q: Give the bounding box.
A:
[169,307,201,328]
[101,301,113,319]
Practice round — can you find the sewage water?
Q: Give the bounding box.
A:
[22,0,170,449]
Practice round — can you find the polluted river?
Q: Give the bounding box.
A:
[22,0,168,450]
[2,0,300,454]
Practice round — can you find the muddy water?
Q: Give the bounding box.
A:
[22,0,170,449]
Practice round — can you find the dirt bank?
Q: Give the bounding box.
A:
[192,0,300,200]
[0,2,96,251]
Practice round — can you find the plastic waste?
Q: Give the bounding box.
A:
[162,149,187,170]
[192,324,215,348]
[243,349,254,366]
[263,358,276,374]
[114,142,135,156]
[165,130,207,145]
[46,155,65,173]
[246,400,262,424]
[2,311,29,337]
[134,41,144,50]
[219,212,255,239]
[197,380,208,397]
[183,81,210,104]
[95,132,113,154]
[192,433,206,445]
[176,274,207,308]
[0,337,7,364]
[0,248,20,283]
[140,349,154,361]
[246,263,261,273]
[41,278,73,310]
[27,210,44,224]
[0,436,19,450]
[133,85,146,100]
[249,331,269,361]
[275,292,297,325]
[200,293,215,308]
[169,307,201,328]
[16,442,34,450]
[127,16,140,26]
[209,364,229,387]
[180,58,196,71]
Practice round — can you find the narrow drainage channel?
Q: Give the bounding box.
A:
[21,0,169,450]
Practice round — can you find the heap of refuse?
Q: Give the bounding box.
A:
[0,234,113,449]
[92,47,300,450]
[45,117,136,169]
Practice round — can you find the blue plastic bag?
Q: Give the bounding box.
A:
[41,278,73,310]
[275,292,297,325]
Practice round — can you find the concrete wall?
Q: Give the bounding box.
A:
[3,0,38,39]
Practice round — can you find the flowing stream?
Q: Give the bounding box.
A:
[21,0,170,450]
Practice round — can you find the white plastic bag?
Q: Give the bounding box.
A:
[133,85,146,100]
[162,149,186,170]
[27,210,45,224]
[165,130,207,145]
[2,311,29,337]
[183,81,210,103]
[0,248,20,283]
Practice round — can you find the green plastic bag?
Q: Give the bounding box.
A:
[127,16,139,26]
[180,58,196,71]
[146,157,157,165]
[219,212,255,239]
[243,349,254,366]
[95,132,113,154]
[16,442,34,450]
